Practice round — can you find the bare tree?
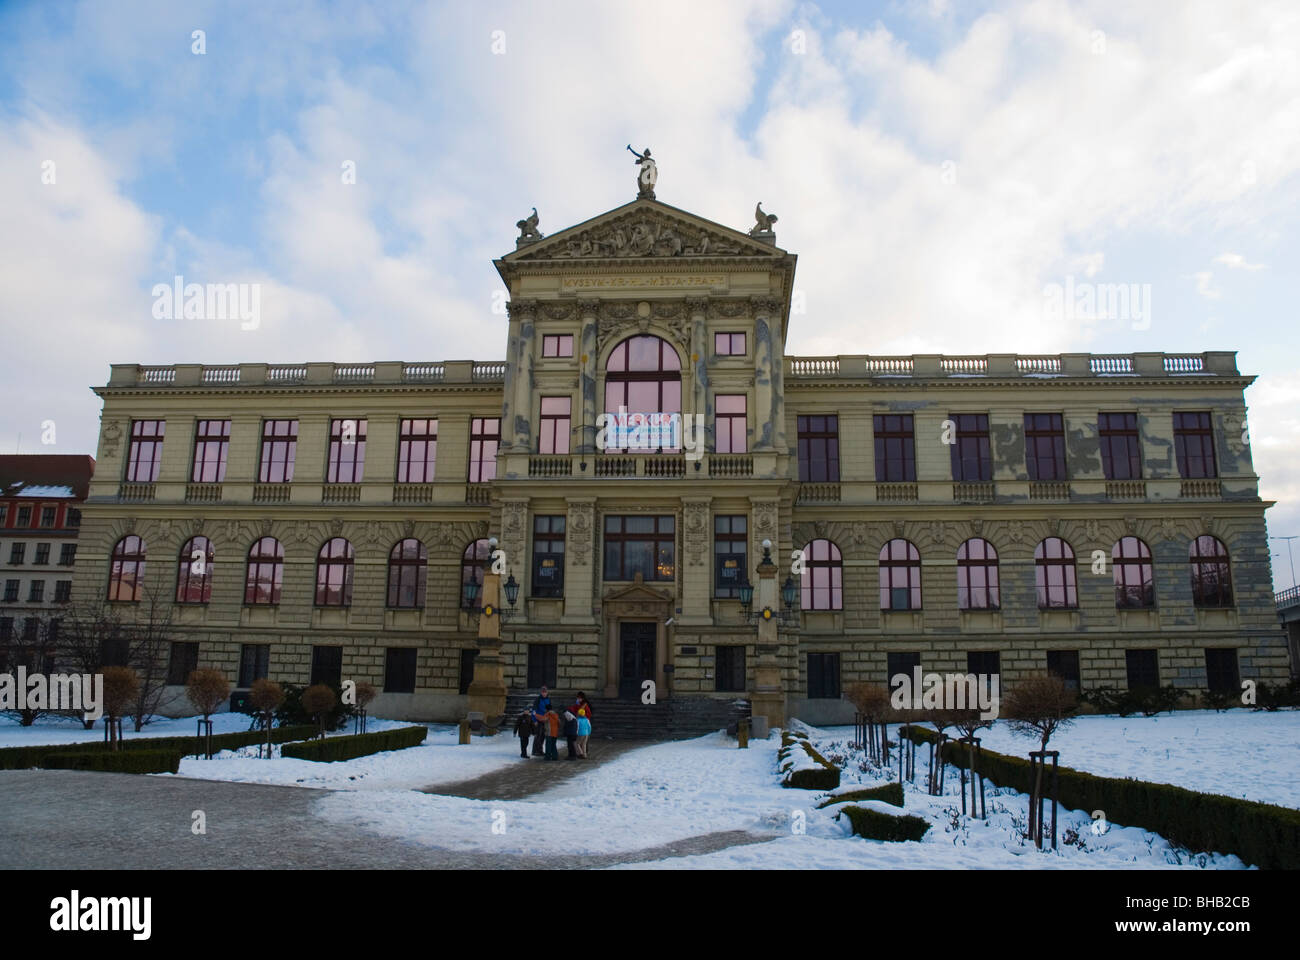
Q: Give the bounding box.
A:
[249,678,285,758]
[186,668,229,758]
[0,610,65,726]
[56,601,128,729]
[124,586,176,731]
[101,666,139,750]
[1003,673,1077,846]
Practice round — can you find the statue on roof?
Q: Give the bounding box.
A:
[627,145,657,199]
[515,206,543,243]
[750,202,778,236]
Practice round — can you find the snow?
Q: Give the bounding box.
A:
[0,711,258,747]
[13,484,76,498]
[961,709,1300,809]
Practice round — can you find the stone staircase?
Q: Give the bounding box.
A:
[503,692,750,741]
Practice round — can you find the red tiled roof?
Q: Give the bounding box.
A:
[0,454,96,500]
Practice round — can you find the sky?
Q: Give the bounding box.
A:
[0,0,1297,586]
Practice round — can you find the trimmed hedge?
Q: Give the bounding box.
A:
[902,726,1300,870]
[818,782,904,809]
[0,723,318,771]
[778,731,841,790]
[838,805,931,842]
[41,750,182,775]
[281,725,427,762]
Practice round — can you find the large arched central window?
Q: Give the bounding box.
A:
[800,539,842,611]
[1035,537,1078,609]
[108,535,147,602]
[245,537,284,605]
[1190,535,1232,607]
[387,539,427,608]
[176,536,215,604]
[879,539,921,610]
[604,335,681,453]
[315,538,355,607]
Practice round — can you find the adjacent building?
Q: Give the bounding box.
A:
[70,190,1289,723]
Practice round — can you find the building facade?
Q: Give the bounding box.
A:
[72,194,1288,723]
[0,455,94,652]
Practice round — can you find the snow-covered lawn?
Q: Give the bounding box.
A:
[0,711,258,747]
[315,724,1249,868]
[174,723,523,791]
[872,709,1300,810]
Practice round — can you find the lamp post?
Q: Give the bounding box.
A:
[1270,536,1297,590]
[747,538,790,730]
[465,536,510,720]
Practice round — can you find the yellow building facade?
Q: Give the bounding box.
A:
[73,195,1288,725]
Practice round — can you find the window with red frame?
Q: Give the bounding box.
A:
[1099,412,1142,480]
[259,420,298,483]
[1174,412,1217,478]
[176,536,215,604]
[469,418,500,482]
[714,332,746,355]
[542,334,574,358]
[191,419,230,483]
[1190,535,1232,607]
[108,535,147,602]
[539,398,571,454]
[327,419,367,483]
[1113,536,1154,608]
[1024,413,1067,481]
[315,538,354,606]
[957,538,1000,610]
[397,418,438,483]
[125,420,165,482]
[715,395,747,453]
[1034,537,1077,608]
[949,413,991,482]
[800,539,842,610]
[879,539,921,610]
[244,537,284,605]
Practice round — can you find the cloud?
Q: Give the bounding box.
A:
[1193,271,1222,300]
[1214,251,1266,270]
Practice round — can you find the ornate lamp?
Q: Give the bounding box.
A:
[462,577,480,611]
[738,576,755,611]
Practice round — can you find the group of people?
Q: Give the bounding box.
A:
[515,686,593,761]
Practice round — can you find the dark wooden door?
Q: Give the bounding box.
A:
[619,621,657,700]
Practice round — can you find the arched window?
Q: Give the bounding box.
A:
[1113,537,1154,608]
[388,539,427,608]
[604,335,682,453]
[1190,535,1233,607]
[800,539,842,611]
[462,539,492,609]
[245,537,284,605]
[957,538,999,610]
[315,538,354,607]
[108,535,146,602]
[879,539,921,610]
[1035,537,1077,609]
[176,536,215,604]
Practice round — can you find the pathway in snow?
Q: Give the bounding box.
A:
[426,739,652,800]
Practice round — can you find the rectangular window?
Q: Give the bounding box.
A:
[1174,412,1217,479]
[714,332,746,355]
[458,649,477,695]
[527,644,558,689]
[949,413,991,482]
[190,419,231,482]
[326,418,367,483]
[0,505,7,525]
[0,617,11,642]
[714,515,747,598]
[715,646,747,692]
[873,414,916,482]
[715,395,747,453]
[1204,648,1240,695]
[397,418,438,483]
[384,647,417,694]
[9,544,25,565]
[807,652,841,700]
[1046,650,1081,692]
[237,644,270,688]
[1024,413,1067,481]
[125,420,165,482]
[54,580,72,603]
[27,581,44,602]
[58,543,76,566]
[101,632,130,668]
[541,334,573,358]
[16,505,32,527]
[310,645,343,688]
[531,515,566,598]
[886,651,922,687]
[259,419,298,483]
[33,544,50,565]
[3,580,18,602]
[1099,412,1142,480]
[40,507,57,527]
[797,415,840,482]
[603,515,675,581]
[66,508,81,527]
[966,650,1000,678]
[539,397,571,455]
[167,642,199,686]
[469,417,500,483]
[1125,649,1160,691]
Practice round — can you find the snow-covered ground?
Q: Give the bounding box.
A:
[874,709,1299,810]
[0,711,259,746]
[315,724,1249,868]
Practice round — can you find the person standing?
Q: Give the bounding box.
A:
[531,685,552,757]
[543,707,561,761]
[514,710,534,759]
[563,710,580,760]
[573,692,593,757]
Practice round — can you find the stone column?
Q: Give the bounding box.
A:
[680,498,712,625]
[467,563,507,719]
[503,300,537,453]
[751,297,783,451]
[748,541,786,728]
[578,299,600,454]
[563,498,596,624]
[687,298,709,447]
[499,499,529,622]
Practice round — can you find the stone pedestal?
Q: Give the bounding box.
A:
[466,570,507,719]
[748,548,787,728]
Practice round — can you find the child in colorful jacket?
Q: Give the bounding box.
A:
[543,708,561,760]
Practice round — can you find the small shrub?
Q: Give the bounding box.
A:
[186,669,230,721]
[42,749,182,775]
[818,782,904,809]
[272,682,352,731]
[281,726,427,762]
[838,805,931,842]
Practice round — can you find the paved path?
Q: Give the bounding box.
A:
[426,739,651,800]
[1,768,773,870]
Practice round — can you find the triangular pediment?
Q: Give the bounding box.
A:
[602,577,675,606]
[504,199,785,263]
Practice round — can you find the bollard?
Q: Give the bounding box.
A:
[738,718,749,749]
[458,719,471,744]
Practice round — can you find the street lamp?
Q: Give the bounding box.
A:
[1270,535,1297,590]
[738,540,799,626]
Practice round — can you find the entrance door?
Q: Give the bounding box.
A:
[619,621,657,700]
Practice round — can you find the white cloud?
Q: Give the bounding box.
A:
[1214,251,1266,270]
[1194,271,1222,300]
